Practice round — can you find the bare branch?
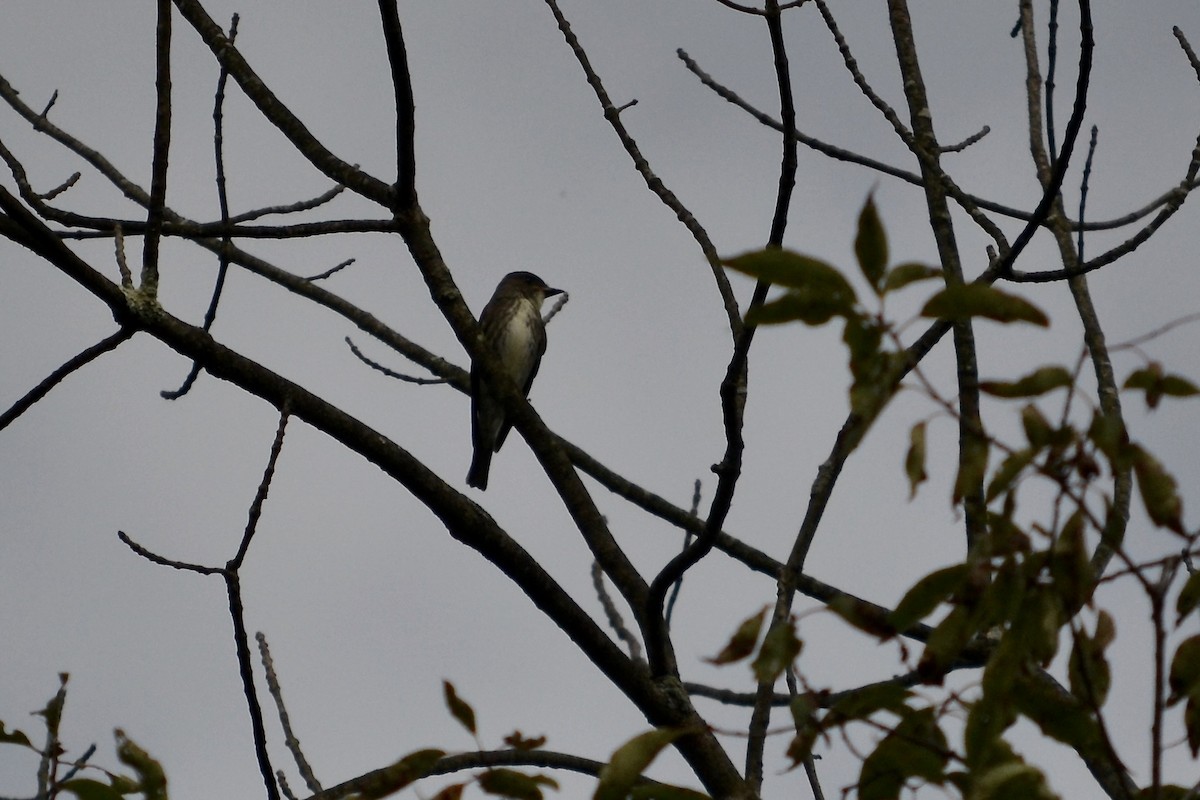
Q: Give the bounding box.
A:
[345,335,448,384]
[257,633,322,795]
[163,12,239,401]
[940,125,991,154]
[140,0,173,300]
[542,0,742,340]
[376,1,418,209]
[170,0,395,206]
[0,327,135,433]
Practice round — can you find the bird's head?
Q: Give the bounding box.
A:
[502,271,562,302]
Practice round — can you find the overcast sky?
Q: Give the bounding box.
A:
[2,2,1200,798]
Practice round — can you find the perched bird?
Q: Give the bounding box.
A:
[467,271,563,490]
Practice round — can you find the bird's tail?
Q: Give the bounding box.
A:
[466,449,492,490]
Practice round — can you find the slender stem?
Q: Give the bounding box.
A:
[141,0,173,299]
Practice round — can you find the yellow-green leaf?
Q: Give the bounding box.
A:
[628,784,712,800]
[1131,445,1185,534]
[986,448,1035,502]
[1177,571,1200,625]
[920,284,1049,326]
[725,249,858,326]
[478,769,557,800]
[722,248,846,290]
[859,708,948,800]
[855,193,889,292]
[980,366,1072,398]
[953,435,989,508]
[751,617,803,683]
[360,749,447,799]
[1186,698,1200,758]
[595,729,690,800]
[115,731,166,800]
[1124,363,1200,410]
[1020,405,1054,449]
[889,564,969,635]
[0,721,31,748]
[1168,636,1200,705]
[443,681,476,735]
[884,262,942,293]
[905,421,928,500]
[61,781,126,800]
[705,607,766,665]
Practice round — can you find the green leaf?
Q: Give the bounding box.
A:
[1086,412,1128,466]
[905,422,928,500]
[1010,585,1063,667]
[980,366,1072,398]
[963,694,1016,769]
[1168,635,1200,705]
[61,780,126,800]
[359,749,447,799]
[0,721,32,748]
[628,784,712,800]
[1131,445,1185,534]
[1177,571,1200,625]
[1124,362,1200,410]
[971,760,1054,800]
[918,606,976,683]
[858,708,948,800]
[1013,673,1101,753]
[1049,511,1094,614]
[431,783,467,800]
[953,435,989,508]
[985,448,1035,503]
[828,594,894,639]
[828,682,911,722]
[115,730,166,800]
[855,193,889,293]
[785,694,821,766]
[595,729,690,800]
[751,616,802,683]
[1068,612,1114,707]
[443,681,477,735]
[722,248,846,290]
[724,249,858,326]
[888,564,969,635]
[746,287,857,326]
[1186,697,1200,758]
[478,769,557,800]
[705,607,766,665]
[883,262,942,293]
[920,284,1049,326]
[1020,405,1054,449]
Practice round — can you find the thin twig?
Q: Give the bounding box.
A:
[258,632,323,794]
[37,171,80,201]
[306,257,355,282]
[376,0,416,210]
[591,561,645,662]
[542,0,741,340]
[345,336,448,384]
[998,0,1095,278]
[664,480,703,628]
[0,328,135,433]
[675,49,1194,236]
[162,12,239,401]
[940,126,991,154]
[171,0,394,205]
[230,408,290,569]
[141,0,173,300]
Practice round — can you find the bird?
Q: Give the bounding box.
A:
[467,271,563,490]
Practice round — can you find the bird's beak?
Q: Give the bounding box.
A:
[544,286,564,297]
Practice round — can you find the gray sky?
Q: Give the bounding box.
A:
[2,2,1200,798]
